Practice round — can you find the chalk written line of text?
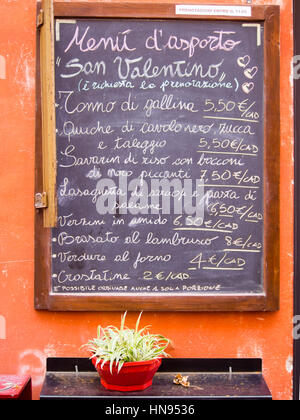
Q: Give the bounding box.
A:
[64,27,243,58]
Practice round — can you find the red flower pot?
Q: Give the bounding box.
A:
[91,357,162,392]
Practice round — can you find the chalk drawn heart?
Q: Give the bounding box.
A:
[237,55,251,68]
[244,67,258,80]
[242,82,255,94]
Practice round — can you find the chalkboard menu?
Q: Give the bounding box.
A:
[35,3,280,311]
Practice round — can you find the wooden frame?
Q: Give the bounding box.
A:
[35,2,280,312]
[294,0,299,400]
[39,0,57,227]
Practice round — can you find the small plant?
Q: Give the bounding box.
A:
[83,312,170,374]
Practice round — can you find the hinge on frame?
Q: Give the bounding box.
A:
[37,9,44,29]
[35,192,48,209]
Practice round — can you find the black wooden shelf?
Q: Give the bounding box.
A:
[40,358,272,401]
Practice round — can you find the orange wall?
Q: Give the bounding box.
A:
[0,0,294,400]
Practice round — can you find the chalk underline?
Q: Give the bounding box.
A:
[197,150,258,157]
[204,184,260,189]
[173,227,232,233]
[203,116,260,123]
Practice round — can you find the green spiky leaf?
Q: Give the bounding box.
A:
[82,312,171,373]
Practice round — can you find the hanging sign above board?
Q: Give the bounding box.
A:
[175,5,252,17]
[35,2,280,312]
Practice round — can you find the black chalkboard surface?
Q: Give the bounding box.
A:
[52,18,264,296]
[34,2,280,311]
